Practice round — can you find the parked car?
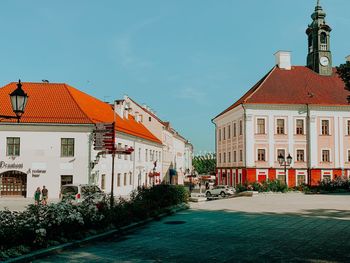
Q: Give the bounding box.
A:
[60,184,105,204]
[205,185,235,197]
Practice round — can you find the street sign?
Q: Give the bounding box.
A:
[93,122,115,151]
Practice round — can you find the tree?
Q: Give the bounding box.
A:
[192,153,216,175]
[336,61,350,103]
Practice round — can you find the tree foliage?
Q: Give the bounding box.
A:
[192,153,216,175]
[336,61,350,102]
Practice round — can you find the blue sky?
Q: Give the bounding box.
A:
[0,0,349,153]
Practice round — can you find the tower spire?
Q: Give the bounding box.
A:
[306,0,333,76]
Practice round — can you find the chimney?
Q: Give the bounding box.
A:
[346,55,350,62]
[115,100,125,118]
[274,51,292,70]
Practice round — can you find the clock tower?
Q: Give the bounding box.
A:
[306,0,333,76]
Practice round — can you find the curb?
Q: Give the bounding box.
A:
[3,203,189,263]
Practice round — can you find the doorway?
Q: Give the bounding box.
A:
[0,170,27,197]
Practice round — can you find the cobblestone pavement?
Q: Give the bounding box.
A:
[35,193,350,262]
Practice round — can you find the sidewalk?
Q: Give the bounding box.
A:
[0,197,59,211]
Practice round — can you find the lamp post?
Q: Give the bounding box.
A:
[278,153,292,186]
[1,80,29,123]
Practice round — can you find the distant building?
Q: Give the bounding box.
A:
[122,96,193,184]
[212,2,350,187]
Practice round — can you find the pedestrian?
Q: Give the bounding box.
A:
[41,185,48,205]
[34,187,41,205]
[205,182,209,190]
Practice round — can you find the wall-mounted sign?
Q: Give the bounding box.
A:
[0,161,23,169]
[32,169,46,177]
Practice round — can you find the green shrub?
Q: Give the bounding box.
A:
[235,180,288,193]
[0,184,188,261]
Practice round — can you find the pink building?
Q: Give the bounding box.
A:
[212,2,350,187]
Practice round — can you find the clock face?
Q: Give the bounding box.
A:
[320,56,329,66]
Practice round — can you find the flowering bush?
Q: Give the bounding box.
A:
[0,184,188,261]
[236,180,288,193]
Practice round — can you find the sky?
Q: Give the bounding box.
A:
[0,0,349,154]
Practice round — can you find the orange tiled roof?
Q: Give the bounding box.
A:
[0,82,161,144]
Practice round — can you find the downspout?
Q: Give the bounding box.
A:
[88,132,93,184]
[211,118,218,185]
[306,104,311,186]
[242,103,247,181]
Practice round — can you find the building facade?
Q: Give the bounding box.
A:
[213,2,350,187]
[0,82,162,198]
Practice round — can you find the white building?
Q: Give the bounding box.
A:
[121,96,193,184]
[0,82,162,199]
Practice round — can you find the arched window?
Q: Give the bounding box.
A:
[308,35,313,52]
[320,32,327,44]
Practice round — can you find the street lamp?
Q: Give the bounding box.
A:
[278,153,292,185]
[1,80,29,123]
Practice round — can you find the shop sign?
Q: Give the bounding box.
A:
[0,161,23,170]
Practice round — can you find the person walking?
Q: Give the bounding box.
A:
[41,186,48,205]
[34,187,41,205]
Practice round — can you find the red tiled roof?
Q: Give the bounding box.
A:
[0,82,161,144]
[214,66,349,119]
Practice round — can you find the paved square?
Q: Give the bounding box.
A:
[33,193,350,262]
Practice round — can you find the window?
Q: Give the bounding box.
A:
[138,148,141,161]
[118,143,122,159]
[277,173,285,184]
[296,150,305,162]
[257,119,265,134]
[322,150,330,162]
[233,123,237,137]
[124,173,127,186]
[7,137,20,156]
[276,119,285,134]
[296,119,304,135]
[101,174,106,190]
[219,153,221,164]
[297,174,305,186]
[223,153,226,163]
[347,120,350,135]
[257,149,266,161]
[117,173,121,187]
[61,138,74,157]
[61,175,73,186]
[233,151,236,162]
[348,150,350,162]
[149,117,152,122]
[239,150,243,162]
[218,129,221,141]
[145,149,148,162]
[129,172,132,185]
[321,120,329,135]
[277,149,285,161]
[239,120,243,135]
[320,32,327,44]
[228,125,231,139]
[228,152,231,163]
[223,127,226,140]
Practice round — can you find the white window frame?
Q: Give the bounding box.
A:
[321,148,331,163]
[347,149,350,163]
[276,148,286,161]
[275,117,287,135]
[256,117,267,135]
[295,118,305,135]
[320,118,331,135]
[257,148,267,162]
[295,148,305,162]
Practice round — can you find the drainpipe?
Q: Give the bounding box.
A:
[211,118,217,185]
[242,104,247,181]
[306,104,311,186]
[88,132,93,184]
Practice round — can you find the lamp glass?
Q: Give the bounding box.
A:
[286,154,292,165]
